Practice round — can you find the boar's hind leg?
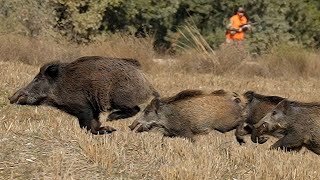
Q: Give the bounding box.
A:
[108,106,140,120]
[271,133,303,152]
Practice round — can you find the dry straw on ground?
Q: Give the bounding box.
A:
[1,35,320,179]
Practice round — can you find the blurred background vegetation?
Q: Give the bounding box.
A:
[0,0,319,54]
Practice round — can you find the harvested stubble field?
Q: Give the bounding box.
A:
[1,36,320,179]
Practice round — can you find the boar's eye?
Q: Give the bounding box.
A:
[144,110,150,116]
[44,64,59,79]
[33,77,40,82]
[144,109,158,116]
[272,110,277,116]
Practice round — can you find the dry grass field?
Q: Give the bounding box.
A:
[1,35,320,179]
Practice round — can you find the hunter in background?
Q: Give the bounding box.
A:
[226,7,251,44]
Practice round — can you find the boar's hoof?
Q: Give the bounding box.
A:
[236,136,246,145]
[257,136,269,144]
[91,126,117,135]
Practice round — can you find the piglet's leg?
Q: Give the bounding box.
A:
[235,122,250,145]
[271,133,303,152]
[177,129,195,142]
[251,123,270,144]
[236,122,269,145]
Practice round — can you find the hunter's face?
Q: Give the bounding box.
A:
[238,12,244,17]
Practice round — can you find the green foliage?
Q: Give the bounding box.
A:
[0,0,319,52]
[245,0,294,54]
[0,0,55,36]
[286,0,320,47]
[175,0,320,53]
[53,0,110,42]
[101,0,180,48]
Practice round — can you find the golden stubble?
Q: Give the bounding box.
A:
[1,36,320,179]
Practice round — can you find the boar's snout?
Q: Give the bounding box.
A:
[256,122,270,135]
[129,120,140,131]
[9,90,28,104]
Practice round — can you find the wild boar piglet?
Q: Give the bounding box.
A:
[130,89,243,141]
[252,99,320,155]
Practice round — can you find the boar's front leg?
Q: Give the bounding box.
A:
[78,111,116,135]
[271,133,303,152]
[108,106,140,120]
[77,110,93,130]
[236,122,269,145]
[251,123,270,144]
[90,119,116,135]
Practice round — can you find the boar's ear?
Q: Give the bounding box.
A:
[43,64,60,79]
[244,91,255,102]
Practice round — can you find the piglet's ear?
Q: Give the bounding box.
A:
[269,96,285,104]
[150,97,161,114]
[278,99,293,114]
[150,97,161,109]
[244,91,255,102]
[43,64,60,79]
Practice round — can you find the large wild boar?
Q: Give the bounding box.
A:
[9,56,159,135]
[235,91,285,144]
[252,99,320,155]
[129,89,243,141]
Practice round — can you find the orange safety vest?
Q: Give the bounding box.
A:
[226,14,248,40]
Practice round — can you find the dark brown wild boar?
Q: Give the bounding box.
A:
[235,91,285,144]
[252,99,320,155]
[129,89,243,141]
[9,56,159,135]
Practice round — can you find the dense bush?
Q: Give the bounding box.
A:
[0,0,319,53]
